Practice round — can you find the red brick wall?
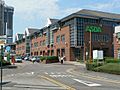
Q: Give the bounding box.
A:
[114,34,120,59]
[54,26,71,61]
[16,42,25,56]
[31,35,46,56]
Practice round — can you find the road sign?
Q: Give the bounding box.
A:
[6,46,11,52]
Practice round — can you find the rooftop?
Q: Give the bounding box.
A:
[61,9,120,22]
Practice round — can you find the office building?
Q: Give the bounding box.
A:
[0,0,14,45]
[16,9,120,61]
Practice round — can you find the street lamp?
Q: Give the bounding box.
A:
[89,30,92,63]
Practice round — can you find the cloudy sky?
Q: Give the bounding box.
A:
[4,0,120,40]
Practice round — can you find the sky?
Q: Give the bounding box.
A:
[4,0,120,41]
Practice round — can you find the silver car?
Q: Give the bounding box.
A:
[15,56,22,63]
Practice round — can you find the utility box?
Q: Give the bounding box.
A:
[93,50,103,60]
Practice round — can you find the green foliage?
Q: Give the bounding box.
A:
[104,57,120,63]
[46,56,58,60]
[40,56,58,61]
[86,57,120,75]
[86,61,103,70]
[0,59,11,66]
[94,63,120,75]
[40,56,46,61]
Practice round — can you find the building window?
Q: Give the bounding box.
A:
[43,40,46,46]
[61,35,65,43]
[34,42,38,47]
[92,34,110,42]
[51,50,54,56]
[22,46,24,50]
[40,41,41,46]
[56,35,60,44]
[31,44,33,47]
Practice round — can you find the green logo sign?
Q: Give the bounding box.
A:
[86,25,102,32]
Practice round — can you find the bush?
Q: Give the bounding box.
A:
[0,60,11,66]
[86,60,103,70]
[40,56,46,61]
[86,62,102,70]
[94,63,120,75]
[104,57,120,63]
[40,56,58,61]
[46,56,58,60]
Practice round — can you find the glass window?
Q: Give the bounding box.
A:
[56,35,60,44]
[34,42,38,47]
[61,35,65,43]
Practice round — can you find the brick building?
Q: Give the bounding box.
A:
[114,25,120,59]
[15,9,120,61]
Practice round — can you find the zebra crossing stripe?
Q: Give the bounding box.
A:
[51,72,54,74]
[45,72,48,74]
[49,74,74,78]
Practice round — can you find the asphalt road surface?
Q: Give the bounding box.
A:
[1,61,120,90]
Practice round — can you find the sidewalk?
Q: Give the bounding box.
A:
[2,61,26,69]
[64,61,85,66]
[2,64,17,69]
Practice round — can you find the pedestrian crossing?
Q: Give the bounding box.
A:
[44,72,74,78]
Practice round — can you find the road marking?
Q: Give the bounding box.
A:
[31,72,34,75]
[73,79,101,87]
[3,87,12,89]
[44,72,74,78]
[51,72,54,74]
[49,74,74,78]
[67,68,120,84]
[41,76,76,90]
[45,72,48,74]
[5,72,35,78]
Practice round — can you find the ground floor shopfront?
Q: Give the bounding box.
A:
[30,47,84,61]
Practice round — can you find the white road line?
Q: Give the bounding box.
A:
[57,72,61,74]
[45,72,48,74]
[49,74,74,78]
[51,72,54,74]
[68,75,74,77]
[73,79,101,87]
[31,72,34,75]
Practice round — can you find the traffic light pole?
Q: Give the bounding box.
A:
[0,45,3,90]
[0,56,2,90]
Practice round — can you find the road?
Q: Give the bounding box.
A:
[1,61,120,90]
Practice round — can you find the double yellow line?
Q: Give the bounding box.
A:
[41,75,76,90]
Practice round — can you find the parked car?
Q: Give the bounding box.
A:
[36,56,40,63]
[24,56,29,61]
[15,56,22,63]
[31,56,40,63]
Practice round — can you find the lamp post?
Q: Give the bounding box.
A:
[0,45,4,90]
[84,43,86,63]
[89,30,92,63]
[0,1,5,89]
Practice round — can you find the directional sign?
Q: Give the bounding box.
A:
[6,46,11,52]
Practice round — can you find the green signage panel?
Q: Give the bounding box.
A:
[86,25,102,32]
